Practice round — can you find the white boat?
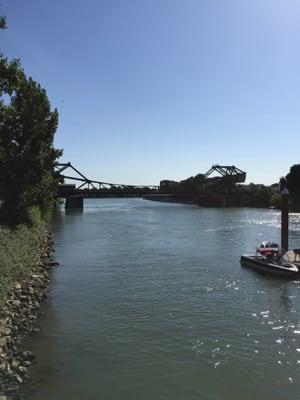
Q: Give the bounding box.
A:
[241,241,299,278]
[240,254,299,278]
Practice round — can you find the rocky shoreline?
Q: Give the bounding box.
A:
[0,227,58,399]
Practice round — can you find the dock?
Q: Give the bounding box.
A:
[286,250,300,266]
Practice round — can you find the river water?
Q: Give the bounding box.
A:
[23,199,300,400]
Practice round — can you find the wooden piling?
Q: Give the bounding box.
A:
[281,188,289,252]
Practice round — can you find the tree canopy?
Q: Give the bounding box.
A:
[0,21,62,225]
[0,15,6,29]
[286,164,300,197]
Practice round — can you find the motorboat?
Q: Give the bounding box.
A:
[240,241,299,278]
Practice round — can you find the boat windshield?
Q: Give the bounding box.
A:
[266,242,279,248]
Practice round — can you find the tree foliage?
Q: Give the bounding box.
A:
[286,164,300,196]
[0,53,62,224]
[0,14,6,29]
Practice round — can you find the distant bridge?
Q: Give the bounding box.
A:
[54,162,159,207]
[204,164,246,183]
[55,162,246,208]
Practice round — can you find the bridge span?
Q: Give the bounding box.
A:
[55,162,159,208]
[55,162,246,208]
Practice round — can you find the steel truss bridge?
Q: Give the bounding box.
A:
[54,162,159,198]
[54,162,246,208]
[204,164,246,183]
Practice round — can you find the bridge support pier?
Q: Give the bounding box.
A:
[65,196,83,209]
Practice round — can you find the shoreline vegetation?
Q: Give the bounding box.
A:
[155,166,300,211]
[143,190,300,211]
[0,222,57,398]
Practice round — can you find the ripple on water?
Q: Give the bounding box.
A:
[192,338,232,369]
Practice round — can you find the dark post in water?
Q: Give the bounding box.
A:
[281,187,289,252]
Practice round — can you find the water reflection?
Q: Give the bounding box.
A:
[64,208,83,216]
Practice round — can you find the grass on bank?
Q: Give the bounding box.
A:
[0,220,47,305]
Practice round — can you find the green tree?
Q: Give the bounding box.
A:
[286,164,300,196]
[270,192,281,208]
[0,14,6,29]
[285,164,300,211]
[0,49,62,224]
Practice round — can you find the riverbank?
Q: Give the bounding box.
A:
[0,222,57,398]
[143,194,196,205]
[143,193,284,208]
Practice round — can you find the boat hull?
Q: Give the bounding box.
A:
[240,255,299,278]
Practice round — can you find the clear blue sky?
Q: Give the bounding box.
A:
[1,0,299,185]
